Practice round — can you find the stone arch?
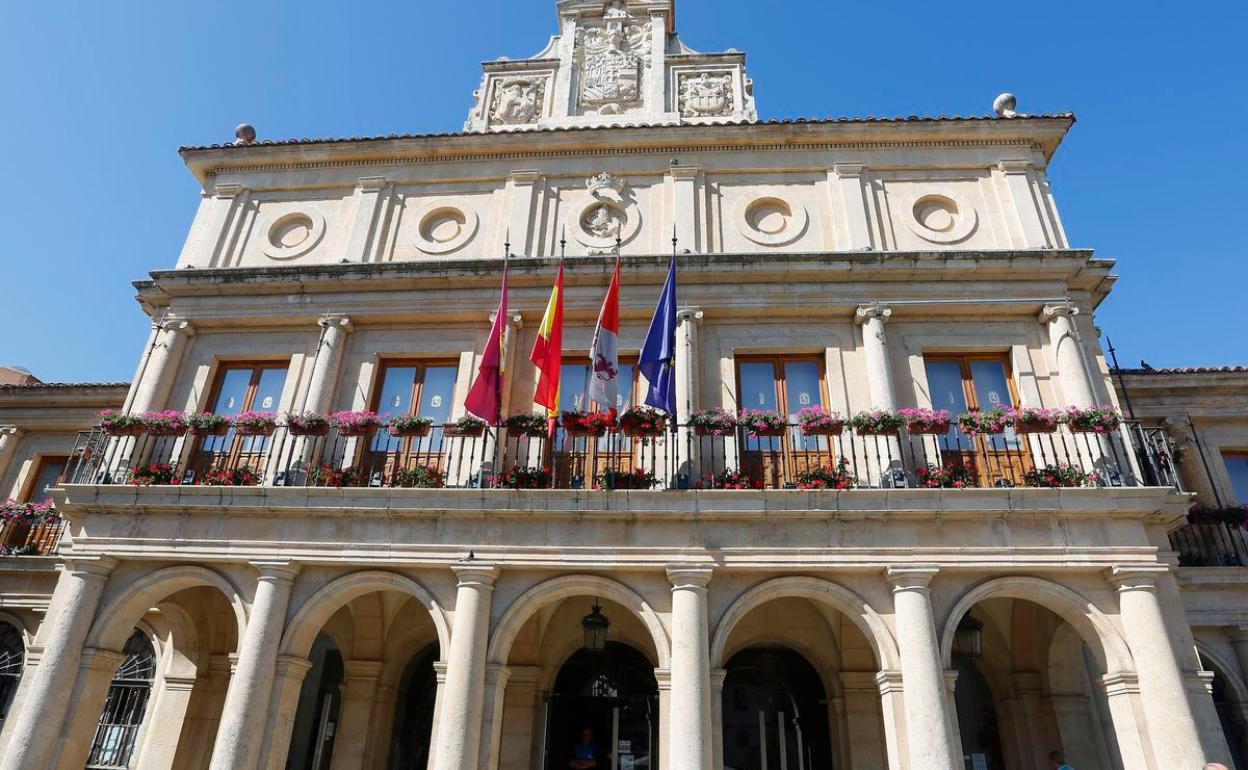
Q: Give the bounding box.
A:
[86,565,247,652]
[710,576,901,671]
[0,611,33,644]
[939,576,1133,675]
[280,570,450,659]
[488,575,671,668]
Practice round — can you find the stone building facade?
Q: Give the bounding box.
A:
[1,3,1247,770]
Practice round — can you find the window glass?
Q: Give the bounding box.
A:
[213,368,253,415]
[1224,455,1248,504]
[559,364,591,413]
[370,364,460,454]
[739,362,778,411]
[376,366,419,419]
[968,360,1020,449]
[784,361,825,450]
[200,364,289,458]
[27,458,67,504]
[419,367,457,424]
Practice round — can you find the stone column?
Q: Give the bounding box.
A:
[667,566,713,770]
[209,561,301,770]
[675,308,704,485]
[655,668,672,770]
[134,673,199,770]
[830,164,874,250]
[128,318,195,415]
[710,668,727,770]
[330,660,384,770]
[260,655,314,770]
[842,671,888,770]
[492,666,538,770]
[1099,672,1151,770]
[856,304,897,411]
[944,669,965,769]
[886,566,958,770]
[0,427,23,489]
[304,315,354,416]
[1040,304,1097,408]
[478,664,512,770]
[1108,565,1224,769]
[433,564,499,770]
[53,647,128,770]
[428,660,449,770]
[1050,695,1106,770]
[0,556,117,770]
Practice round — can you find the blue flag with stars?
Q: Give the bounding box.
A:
[640,253,677,414]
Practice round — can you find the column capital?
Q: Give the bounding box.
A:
[667,565,713,589]
[0,425,23,439]
[433,660,449,683]
[453,562,500,588]
[484,662,512,689]
[885,565,939,591]
[250,560,302,584]
[855,303,892,325]
[677,307,704,326]
[831,162,866,177]
[489,311,525,331]
[508,169,542,186]
[210,182,245,199]
[63,555,119,580]
[1039,303,1079,325]
[163,674,199,693]
[944,669,960,692]
[1106,564,1169,591]
[159,317,196,336]
[669,164,701,181]
[356,175,388,192]
[1048,694,1091,714]
[653,667,672,691]
[1100,671,1141,696]
[318,313,354,333]
[840,671,881,692]
[79,647,126,672]
[710,667,727,690]
[505,664,541,686]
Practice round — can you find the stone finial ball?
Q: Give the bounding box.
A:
[234,123,257,145]
[993,93,1018,118]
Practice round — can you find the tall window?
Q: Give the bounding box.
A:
[735,356,832,485]
[192,362,289,478]
[364,361,460,478]
[924,355,1029,485]
[1223,453,1248,503]
[23,455,67,504]
[0,621,23,731]
[559,360,638,415]
[86,630,156,769]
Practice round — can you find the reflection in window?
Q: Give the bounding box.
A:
[196,363,290,463]
[1223,454,1248,504]
[370,362,459,454]
[25,457,67,504]
[924,356,1020,451]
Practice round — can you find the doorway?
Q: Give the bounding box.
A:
[721,647,832,770]
[543,642,659,770]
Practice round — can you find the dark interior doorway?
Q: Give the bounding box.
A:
[721,647,832,770]
[387,643,441,770]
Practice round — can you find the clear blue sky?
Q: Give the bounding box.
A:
[3,0,1245,383]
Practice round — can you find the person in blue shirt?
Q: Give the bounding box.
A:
[1047,751,1073,770]
[570,727,599,770]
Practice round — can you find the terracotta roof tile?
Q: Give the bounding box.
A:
[1119,366,1248,375]
[0,381,129,390]
[179,113,1076,152]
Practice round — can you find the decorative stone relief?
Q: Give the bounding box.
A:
[678,72,734,118]
[412,201,479,255]
[570,171,641,252]
[732,194,809,246]
[903,192,978,244]
[260,211,326,260]
[575,1,650,115]
[489,77,547,126]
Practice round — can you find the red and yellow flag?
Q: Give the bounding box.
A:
[530,262,565,425]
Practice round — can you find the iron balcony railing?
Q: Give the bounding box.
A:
[63,420,1180,494]
[1169,511,1248,567]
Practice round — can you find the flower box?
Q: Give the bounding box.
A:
[1064,406,1122,434]
[797,407,845,436]
[689,408,737,437]
[955,409,1009,437]
[1014,418,1058,435]
[561,411,613,438]
[901,408,954,435]
[139,411,190,437]
[739,409,788,437]
[99,411,145,437]
[503,414,550,438]
[285,413,331,437]
[389,424,432,438]
[444,416,487,438]
[618,407,668,438]
[848,410,904,437]
[1007,407,1063,434]
[331,411,382,438]
[232,412,277,436]
[187,413,231,436]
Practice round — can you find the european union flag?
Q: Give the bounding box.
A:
[640,253,677,414]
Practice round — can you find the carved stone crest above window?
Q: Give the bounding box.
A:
[490,78,547,126]
[678,72,734,118]
[575,2,649,115]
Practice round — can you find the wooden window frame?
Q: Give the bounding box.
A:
[733,354,831,418]
[733,354,833,487]
[361,359,463,476]
[922,353,1023,413]
[20,455,69,504]
[1221,451,1248,503]
[191,360,290,471]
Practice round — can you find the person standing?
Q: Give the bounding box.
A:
[1047,751,1074,770]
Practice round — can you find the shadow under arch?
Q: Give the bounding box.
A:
[1195,641,1248,707]
[487,575,671,668]
[939,576,1134,675]
[710,576,901,671]
[279,570,450,659]
[85,565,247,652]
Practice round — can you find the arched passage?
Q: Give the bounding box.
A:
[1197,644,1248,770]
[940,578,1145,770]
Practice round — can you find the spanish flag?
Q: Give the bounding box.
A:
[530,262,565,430]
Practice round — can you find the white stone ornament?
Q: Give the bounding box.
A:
[412,201,480,255]
[903,192,979,244]
[490,78,546,126]
[260,211,327,261]
[679,72,734,118]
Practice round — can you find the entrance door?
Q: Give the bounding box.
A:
[736,358,833,488]
[721,648,832,770]
[924,356,1031,487]
[544,643,658,770]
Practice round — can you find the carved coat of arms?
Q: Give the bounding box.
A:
[679,72,734,118]
[490,78,545,125]
[576,3,648,114]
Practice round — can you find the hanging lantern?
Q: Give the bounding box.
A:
[952,614,983,659]
[581,601,610,654]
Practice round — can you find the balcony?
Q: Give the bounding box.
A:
[63,420,1180,494]
[1169,508,1248,567]
[0,501,66,556]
